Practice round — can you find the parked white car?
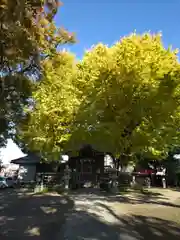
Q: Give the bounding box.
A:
[0,176,17,189]
[0,176,8,188]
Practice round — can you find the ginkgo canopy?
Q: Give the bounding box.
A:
[17,33,180,162]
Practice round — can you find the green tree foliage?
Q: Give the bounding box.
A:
[0,0,75,147]
[17,33,180,162]
[0,0,74,72]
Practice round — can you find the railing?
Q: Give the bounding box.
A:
[36,172,64,186]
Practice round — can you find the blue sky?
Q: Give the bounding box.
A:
[1,0,180,163]
[55,0,180,58]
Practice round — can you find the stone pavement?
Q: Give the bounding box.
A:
[1,188,180,239]
[60,189,180,240]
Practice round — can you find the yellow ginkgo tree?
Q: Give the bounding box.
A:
[68,33,180,161]
[17,52,79,160]
[18,33,180,163]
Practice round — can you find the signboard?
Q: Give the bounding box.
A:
[61,155,69,163]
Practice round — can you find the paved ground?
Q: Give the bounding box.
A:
[0,188,74,239]
[62,188,180,240]
[0,188,180,239]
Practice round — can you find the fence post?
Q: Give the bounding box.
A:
[162,177,166,189]
[64,165,71,190]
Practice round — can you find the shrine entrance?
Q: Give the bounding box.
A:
[78,158,95,184]
[68,145,104,186]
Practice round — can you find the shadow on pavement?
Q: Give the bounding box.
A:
[67,210,180,240]
[62,198,180,240]
[0,189,74,239]
[1,188,180,239]
[69,187,180,208]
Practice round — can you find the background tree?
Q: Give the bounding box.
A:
[16,52,79,159]
[0,0,75,147]
[0,0,73,73]
[164,147,180,186]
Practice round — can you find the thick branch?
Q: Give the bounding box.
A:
[121,120,141,138]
